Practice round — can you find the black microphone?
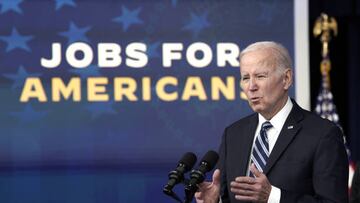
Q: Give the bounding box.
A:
[163,152,197,197]
[184,150,219,202]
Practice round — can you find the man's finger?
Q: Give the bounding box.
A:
[235,194,256,201]
[231,181,252,189]
[231,187,257,195]
[212,169,221,186]
[197,181,211,190]
[194,191,202,199]
[230,181,256,191]
[250,163,262,178]
[235,176,255,184]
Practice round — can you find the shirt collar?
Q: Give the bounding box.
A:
[258,97,293,132]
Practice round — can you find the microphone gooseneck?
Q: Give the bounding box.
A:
[163,152,197,200]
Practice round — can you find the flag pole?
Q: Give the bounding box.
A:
[313,12,338,90]
[313,12,355,193]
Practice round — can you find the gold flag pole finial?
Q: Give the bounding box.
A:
[313,13,338,89]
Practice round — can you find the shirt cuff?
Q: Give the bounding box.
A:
[268,185,281,203]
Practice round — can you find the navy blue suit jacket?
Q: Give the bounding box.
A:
[218,100,348,203]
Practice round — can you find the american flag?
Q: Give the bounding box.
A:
[314,75,355,190]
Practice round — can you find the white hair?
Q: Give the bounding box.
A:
[240,41,292,71]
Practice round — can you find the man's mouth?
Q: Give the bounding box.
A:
[250,97,260,102]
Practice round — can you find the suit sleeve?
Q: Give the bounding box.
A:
[280,125,349,203]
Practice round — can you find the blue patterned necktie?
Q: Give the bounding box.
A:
[250,121,273,175]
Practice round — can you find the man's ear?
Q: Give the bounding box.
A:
[283,68,292,90]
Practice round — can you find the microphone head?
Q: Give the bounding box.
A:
[179,152,197,172]
[200,150,219,172]
[184,150,219,202]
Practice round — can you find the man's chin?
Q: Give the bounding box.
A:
[250,105,262,113]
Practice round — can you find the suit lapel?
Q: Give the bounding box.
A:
[237,114,258,176]
[263,101,304,174]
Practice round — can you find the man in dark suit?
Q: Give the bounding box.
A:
[195,41,348,203]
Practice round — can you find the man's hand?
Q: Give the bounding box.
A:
[230,164,272,203]
[195,169,221,203]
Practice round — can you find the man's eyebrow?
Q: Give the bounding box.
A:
[255,71,269,75]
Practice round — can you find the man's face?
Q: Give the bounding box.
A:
[240,50,292,119]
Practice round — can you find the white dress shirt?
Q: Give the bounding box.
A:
[247,97,293,203]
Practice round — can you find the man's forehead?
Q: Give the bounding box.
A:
[241,49,271,60]
[241,50,273,64]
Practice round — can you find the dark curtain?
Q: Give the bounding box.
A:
[309,0,360,160]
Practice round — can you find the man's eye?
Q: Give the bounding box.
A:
[242,77,249,81]
[257,75,267,79]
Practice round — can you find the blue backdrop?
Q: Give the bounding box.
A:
[0,0,294,202]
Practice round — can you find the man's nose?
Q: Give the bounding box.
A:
[249,77,258,91]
